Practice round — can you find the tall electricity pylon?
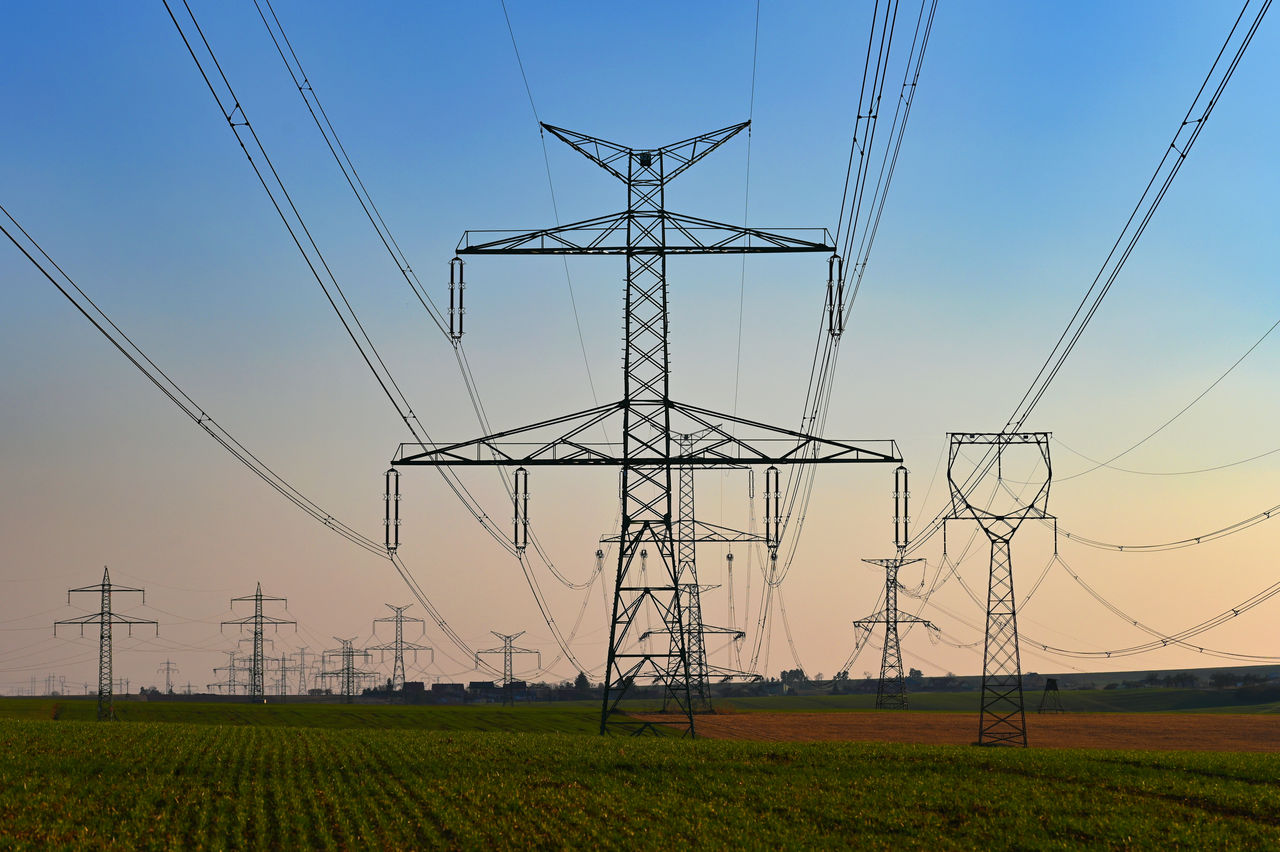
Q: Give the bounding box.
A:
[476,631,540,706]
[390,121,900,736]
[945,432,1052,747]
[367,604,433,692]
[54,567,157,721]
[158,659,179,694]
[855,467,936,709]
[222,582,295,700]
[322,637,373,702]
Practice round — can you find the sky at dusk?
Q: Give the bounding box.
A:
[2,1,1278,694]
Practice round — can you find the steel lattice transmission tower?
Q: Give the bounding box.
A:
[222,582,295,700]
[945,432,1052,747]
[293,647,313,695]
[638,431,755,714]
[54,567,157,721]
[476,631,540,706]
[211,650,245,695]
[367,604,433,692]
[322,637,374,702]
[854,466,937,709]
[389,121,900,736]
[158,659,179,695]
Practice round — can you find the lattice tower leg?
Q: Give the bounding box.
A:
[252,591,264,699]
[392,615,406,692]
[665,448,711,714]
[600,158,694,736]
[978,533,1026,746]
[98,584,112,722]
[876,559,908,710]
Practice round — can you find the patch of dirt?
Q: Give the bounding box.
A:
[632,711,1280,751]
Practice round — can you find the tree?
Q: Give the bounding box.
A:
[574,671,590,691]
[1209,671,1237,689]
[907,667,923,681]
[779,668,807,686]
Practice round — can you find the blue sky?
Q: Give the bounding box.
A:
[1,2,1277,692]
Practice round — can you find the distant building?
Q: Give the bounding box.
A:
[431,683,466,703]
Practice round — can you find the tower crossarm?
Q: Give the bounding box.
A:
[54,612,158,636]
[457,212,831,256]
[852,614,937,629]
[601,518,765,544]
[394,400,899,467]
[221,614,296,628]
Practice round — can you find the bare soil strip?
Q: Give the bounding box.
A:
[634,711,1280,751]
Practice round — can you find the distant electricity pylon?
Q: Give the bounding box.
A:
[637,431,753,713]
[323,637,374,702]
[945,432,1053,747]
[222,582,295,700]
[367,604,433,692]
[388,121,900,736]
[54,566,157,721]
[476,631,540,706]
[211,650,244,695]
[158,659,180,695]
[854,466,937,709]
[292,646,313,695]
[273,653,302,697]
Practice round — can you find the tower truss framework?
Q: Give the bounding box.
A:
[54,566,157,721]
[390,121,900,736]
[223,582,295,700]
[945,432,1052,747]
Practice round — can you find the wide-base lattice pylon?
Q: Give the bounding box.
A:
[391,121,900,737]
[945,432,1052,747]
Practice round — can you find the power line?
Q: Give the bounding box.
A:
[1026,551,1280,662]
[746,0,936,668]
[171,0,608,674]
[907,0,1271,558]
[253,0,606,614]
[730,0,763,423]
[1053,314,1280,481]
[164,0,521,560]
[1,200,504,674]
[1006,0,1271,435]
[1054,500,1280,553]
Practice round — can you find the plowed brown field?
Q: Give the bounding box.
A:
[635,711,1280,751]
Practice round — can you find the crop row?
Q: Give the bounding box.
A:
[2,719,1278,849]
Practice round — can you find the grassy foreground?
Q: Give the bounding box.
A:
[0,697,602,732]
[2,718,1278,849]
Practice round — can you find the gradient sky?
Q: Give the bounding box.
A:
[2,1,1278,694]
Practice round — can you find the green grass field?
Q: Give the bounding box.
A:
[0,697,602,732]
[2,716,1278,849]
